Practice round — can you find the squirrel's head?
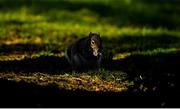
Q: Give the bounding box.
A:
[89,32,102,57]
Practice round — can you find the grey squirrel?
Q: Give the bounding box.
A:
[65,32,103,72]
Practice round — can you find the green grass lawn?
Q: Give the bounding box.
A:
[0,0,179,55]
[0,0,180,99]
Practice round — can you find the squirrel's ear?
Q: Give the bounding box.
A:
[89,32,92,37]
[97,32,100,36]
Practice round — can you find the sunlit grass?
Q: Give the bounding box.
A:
[0,51,64,61]
[1,19,179,43]
[113,48,180,60]
[0,72,133,92]
[132,48,180,56]
[0,1,179,43]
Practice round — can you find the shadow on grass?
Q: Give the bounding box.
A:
[109,50,180,78]
[0,56,71,74]
[0,32,180,74]
[0,46,180,107]
[0,79,156,107]
[0,43,179,79]
[1,33,180,53]
[0,76,179,107]
[103,34,180,53]
[0,43,61,54]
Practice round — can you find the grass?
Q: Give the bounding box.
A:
[0,72,132,92]
[0,0,180,107]
[0,0,179,55]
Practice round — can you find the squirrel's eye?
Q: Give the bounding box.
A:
[91,40,95,45]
